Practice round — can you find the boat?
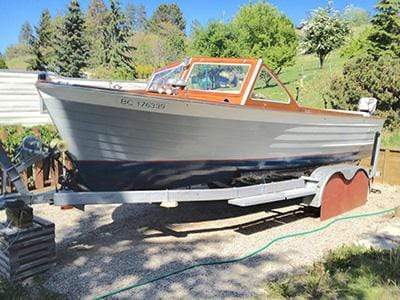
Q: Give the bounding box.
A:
[36,57,384,192]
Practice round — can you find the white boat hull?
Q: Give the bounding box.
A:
[37,82,384,191]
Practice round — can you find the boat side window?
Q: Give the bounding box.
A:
[186,63,249,93]
[251,67,291,103]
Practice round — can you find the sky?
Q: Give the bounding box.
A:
[0,0,378,53]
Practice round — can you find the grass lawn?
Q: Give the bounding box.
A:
[264,245,400,299]
[382,129,400,150]
[278,51,347,108]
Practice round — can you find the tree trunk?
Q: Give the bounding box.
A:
[319,55,325,68]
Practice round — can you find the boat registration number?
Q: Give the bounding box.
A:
[120,98,166,110]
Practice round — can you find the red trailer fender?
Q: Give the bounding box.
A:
[320,169,369,220]
[305,165,370,221]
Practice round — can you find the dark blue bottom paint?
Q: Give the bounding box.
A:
[70,152,367,191]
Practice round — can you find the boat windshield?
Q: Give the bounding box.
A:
[147,62,186,92]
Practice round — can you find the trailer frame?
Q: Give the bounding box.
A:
[0,132,381,220]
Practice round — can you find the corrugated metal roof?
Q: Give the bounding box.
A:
[0,70,50,126]
[0,70,147,126]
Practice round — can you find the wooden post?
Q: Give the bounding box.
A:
[21,171,28,189]
[49,161,60,187]
[34,161,44,190]
[382,149,390,184]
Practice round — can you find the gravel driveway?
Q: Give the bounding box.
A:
[4,183,400,299]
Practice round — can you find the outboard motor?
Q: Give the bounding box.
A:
[358,97,377,115]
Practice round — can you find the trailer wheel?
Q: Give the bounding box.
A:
[320,169,369,221]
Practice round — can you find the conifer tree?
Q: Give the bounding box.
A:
[55,0,89,77]
[368,0,400,57]
[85,0,108,68]
[19,22,33,45]
[126,3,147,32]
[103,0,136,79]
[150,3,186,32]
[29,10,54,71]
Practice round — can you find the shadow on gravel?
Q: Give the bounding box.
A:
[47,200,316,298]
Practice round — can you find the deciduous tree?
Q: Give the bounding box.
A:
[190,21,240,58]
[158,22,186,63]
[343,5,370,26]
[340,26,373,58]
[302,2,350,68]
[191,2,298,74]
[233,2,298,73]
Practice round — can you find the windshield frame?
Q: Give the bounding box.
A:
[146,61,185,92]
[185,62,251,95]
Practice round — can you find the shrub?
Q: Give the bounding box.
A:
[136,64,154,79]
[325,55,400,130]
[0,125,59,157]
[87,66,136,81]
[340,26,373,59]
[0,55,7,69]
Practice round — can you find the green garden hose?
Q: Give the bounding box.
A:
[94,207,398,299]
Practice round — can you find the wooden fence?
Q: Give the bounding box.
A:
[0,159,61,193]
[0,148,399,194]
[362,148,400,186]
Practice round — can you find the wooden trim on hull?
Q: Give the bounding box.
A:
[37,55,384,121]
[37,82,382,121]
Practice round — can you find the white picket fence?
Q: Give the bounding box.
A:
[0,70,147,126]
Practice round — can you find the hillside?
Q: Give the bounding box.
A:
[279,52,399,149]
[279,51,347,108]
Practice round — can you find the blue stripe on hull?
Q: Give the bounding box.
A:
[71,151,367,191]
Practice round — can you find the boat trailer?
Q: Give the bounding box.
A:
[0,133,381,280]
[0,132,381,220]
